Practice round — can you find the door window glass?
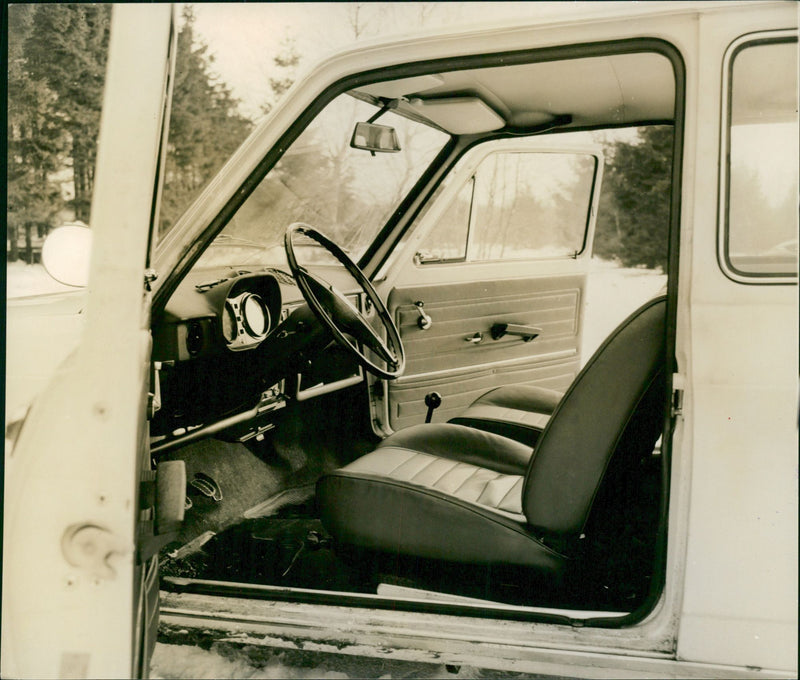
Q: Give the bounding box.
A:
[414,178,472,264]
[420,151,596,263]
[724,37,798,279]
[470,152,595,260]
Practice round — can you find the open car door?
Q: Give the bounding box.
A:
[373,140,603,433]
[2,6,175,678]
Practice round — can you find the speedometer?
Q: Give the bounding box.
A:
[241,293,269,337]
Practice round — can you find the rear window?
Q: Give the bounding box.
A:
[721,34,798,282]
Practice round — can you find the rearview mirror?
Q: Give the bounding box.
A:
[350,121,401,153]
[41,223,93,288]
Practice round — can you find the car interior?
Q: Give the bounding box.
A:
[152,42,679,620]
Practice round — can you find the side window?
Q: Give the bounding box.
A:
[420,151,597,264]
[414,177,473,264]
[722,35,798,281]
[470,153,595,260]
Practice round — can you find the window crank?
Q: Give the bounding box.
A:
[414,301,432,330]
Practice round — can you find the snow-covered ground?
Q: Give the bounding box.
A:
[581,259,667,361]
[6,261,75,297]
[151,642,531,679]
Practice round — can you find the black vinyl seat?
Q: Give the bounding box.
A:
[449,382,563,445]
[317,296,667,579]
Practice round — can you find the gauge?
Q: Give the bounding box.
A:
[241,293,269,337]
[221,301,238,343]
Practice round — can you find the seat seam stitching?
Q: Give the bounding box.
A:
[428,462,463,489]
[406,456,441,483]
[475,470,505,505]
[496,476,523,510]
[386,450,427,477]
[451,466,483,496]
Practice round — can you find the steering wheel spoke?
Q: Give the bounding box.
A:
[285,223,405,380]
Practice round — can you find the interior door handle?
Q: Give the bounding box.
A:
[465,332,484,344]
[490,323,542,342]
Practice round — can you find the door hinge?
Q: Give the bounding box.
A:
[671,373,685,419]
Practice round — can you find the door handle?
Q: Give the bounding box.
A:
[490,323,542,342]
[465,332,484,344]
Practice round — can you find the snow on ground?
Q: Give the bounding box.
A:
[150,642,533,679]
[582,259,667,361]
[150,643,350,679]
[6,261,75,297]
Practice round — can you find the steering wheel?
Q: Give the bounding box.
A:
[284,223,405,380]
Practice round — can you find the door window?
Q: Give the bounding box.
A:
[721,34,798,281]
[419,151,597,263]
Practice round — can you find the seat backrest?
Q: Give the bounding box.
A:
[522,296,667,535]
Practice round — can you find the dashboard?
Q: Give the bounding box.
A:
[150,266,364,452]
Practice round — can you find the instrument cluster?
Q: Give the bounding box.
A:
[222,290,272,350]
[153,271,284,363]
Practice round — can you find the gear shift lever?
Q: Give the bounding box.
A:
[424,392,442,423]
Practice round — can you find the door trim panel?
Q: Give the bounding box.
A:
[385,275,585,431]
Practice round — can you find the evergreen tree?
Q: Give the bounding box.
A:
[594,127,673,270]
[7,5,67,262]
[159,6,253,234]
[23,4,111,223]
[260,36,300,115]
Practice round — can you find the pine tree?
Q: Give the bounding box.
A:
[23,4,111,223]
[594,127,674,270]
[159,6,253,234]
[7,5,67,262]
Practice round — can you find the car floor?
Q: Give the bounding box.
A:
[158,386,378,575]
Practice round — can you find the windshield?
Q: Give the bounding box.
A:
[194,94,450,269]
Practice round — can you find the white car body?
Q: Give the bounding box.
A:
[3,2,797,678]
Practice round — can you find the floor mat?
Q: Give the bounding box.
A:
[161,438,290,552]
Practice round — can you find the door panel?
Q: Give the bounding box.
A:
[386,274,584,429]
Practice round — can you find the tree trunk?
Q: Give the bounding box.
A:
[24,223,33,264]
[9,225,20,262]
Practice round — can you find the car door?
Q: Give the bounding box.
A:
[372,140,603,432]
[1,6,175,679]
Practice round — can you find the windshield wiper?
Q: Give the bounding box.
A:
[195,277,230,292]
[210,234,270,249]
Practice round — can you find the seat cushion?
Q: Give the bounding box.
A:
[377,422,533,475]
[317,426,566,571]
[340,447,526,518]
[449,384,563,445]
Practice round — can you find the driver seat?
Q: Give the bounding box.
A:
[317,296,667,577]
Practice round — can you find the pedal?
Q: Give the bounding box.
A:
[189,472,223,501]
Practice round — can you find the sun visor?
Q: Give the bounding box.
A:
[407,97,506,134]
[357,75,445,100]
